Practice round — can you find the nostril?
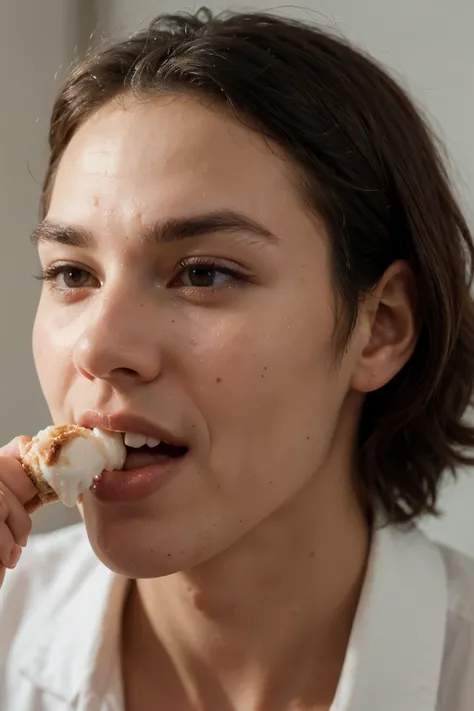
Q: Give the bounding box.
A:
[109,368,140,380]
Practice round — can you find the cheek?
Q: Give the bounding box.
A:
[185,300,344,483]
[32,309,51,391]
[32,302,74,419]
[192,291,337,409]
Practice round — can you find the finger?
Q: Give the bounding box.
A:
[0,487,32,547]
[0,490,8,522]
[0,435,31,459]
[0,454,38,505]
[25,495,43,515]
[0,521,20,569]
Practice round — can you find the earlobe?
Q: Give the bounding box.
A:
[350,261,418,394]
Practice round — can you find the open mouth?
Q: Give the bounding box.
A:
[123,440,188,471]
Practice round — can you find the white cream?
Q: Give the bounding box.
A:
[91,428,127,471]
[30,427,126,508]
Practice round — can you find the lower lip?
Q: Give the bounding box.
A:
[90,456,184,504]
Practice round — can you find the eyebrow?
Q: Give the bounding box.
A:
[31,210,278,248]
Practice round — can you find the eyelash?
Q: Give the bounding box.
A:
[35,263,96,293]
[36,258,249,294]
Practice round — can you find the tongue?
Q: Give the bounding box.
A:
[123,443,187,471]
[123,449,169,471]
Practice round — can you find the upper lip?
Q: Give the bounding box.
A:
[77,411,187,448]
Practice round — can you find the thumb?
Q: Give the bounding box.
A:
[0,436,32,461]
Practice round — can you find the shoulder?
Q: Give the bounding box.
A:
[0,523,100,647]
[2,522,98,594]
[435,543,474,707]
[0,523,122,708]
[14,520,91,568]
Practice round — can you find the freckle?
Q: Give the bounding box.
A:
[171,320,175,324]
[306,436,310,440]
[264,366,267,370]
[216,377,222,383]
[167,553,171,557]
[309,551,315,558]
[93,195,100,207]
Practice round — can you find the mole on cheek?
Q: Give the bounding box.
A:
[216,377,222,383]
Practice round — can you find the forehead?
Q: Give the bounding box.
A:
[47,94,305,230]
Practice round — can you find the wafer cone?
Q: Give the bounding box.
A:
[19,439,58,503]
[18,425,87,505]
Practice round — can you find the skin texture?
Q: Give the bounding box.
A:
[27,95,417,710]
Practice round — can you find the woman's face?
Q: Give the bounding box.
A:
[33,95,367,576]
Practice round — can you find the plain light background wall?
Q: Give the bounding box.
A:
[1,1,473,552]
[0,1,85,533]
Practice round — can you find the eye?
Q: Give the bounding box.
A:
[181,265,233,288]
[172,259,248,290]
[37,263,98,291]
[57,267,93,289]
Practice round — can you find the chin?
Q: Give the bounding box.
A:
[80,503,222,579]
[86,521,189,578]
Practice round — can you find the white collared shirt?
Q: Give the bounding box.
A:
[1,521,473,710]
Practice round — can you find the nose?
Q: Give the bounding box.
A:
[73,289,164,385]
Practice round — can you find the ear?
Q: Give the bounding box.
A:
[350,261,418,393]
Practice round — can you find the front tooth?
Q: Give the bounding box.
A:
[124,433,147,448]
[146,436,161,448]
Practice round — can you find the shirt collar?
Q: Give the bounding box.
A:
[332,520,448,711]
[16,519,448,709]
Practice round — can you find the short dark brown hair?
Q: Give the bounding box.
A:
[41,8,474,523]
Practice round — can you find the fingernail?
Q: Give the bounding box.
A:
[8,545,22,569]
[19,535,28,548]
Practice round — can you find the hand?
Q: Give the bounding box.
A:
[0,437,40,589]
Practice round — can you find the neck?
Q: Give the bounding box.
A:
[122,464,370,711]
